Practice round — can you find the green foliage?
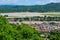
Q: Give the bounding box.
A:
[0,3,60,13]
[50,32,60,40]
[0,15,44,40]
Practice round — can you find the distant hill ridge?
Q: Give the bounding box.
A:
[0,3,60,13]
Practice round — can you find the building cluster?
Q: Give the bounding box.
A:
[1,12,60,32]
[30,23,60,32]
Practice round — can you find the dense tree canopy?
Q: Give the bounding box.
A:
[50,32,60,40]
[0,15,44,40]
[0,3,60,13]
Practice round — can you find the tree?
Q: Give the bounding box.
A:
[50,32,60,40]
[0,15,44,40]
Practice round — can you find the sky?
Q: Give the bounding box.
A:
[0,0,60,5]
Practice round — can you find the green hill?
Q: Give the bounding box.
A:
[0,3,60,13]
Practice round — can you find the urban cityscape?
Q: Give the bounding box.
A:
[0,0,60,40]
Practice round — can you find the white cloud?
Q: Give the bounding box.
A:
[0,0,60,5]
[49,0,60,3]
[0,0,18,5]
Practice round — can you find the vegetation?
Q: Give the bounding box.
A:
[11,16,60,21]
[40,16,60,21]
[0,15,44,40]
[0,15,60,40]
[42,14,60,17]
[50,32,60,40]
[0,3,60,13]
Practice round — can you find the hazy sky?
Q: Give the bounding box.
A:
[0,0,60,5]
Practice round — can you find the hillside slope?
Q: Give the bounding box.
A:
[0,3,60,13]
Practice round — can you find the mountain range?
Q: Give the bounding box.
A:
[0,3,60,13]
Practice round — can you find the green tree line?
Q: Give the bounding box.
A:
[0,3,60,13]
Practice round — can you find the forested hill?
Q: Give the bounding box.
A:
[0,3,60,13]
